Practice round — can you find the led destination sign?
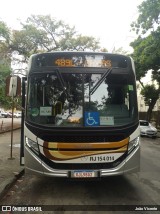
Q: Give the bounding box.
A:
[34,53,128,68]
[54,58,112,67]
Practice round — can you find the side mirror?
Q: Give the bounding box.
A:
[9,76,17,97]
[6,75,21,97]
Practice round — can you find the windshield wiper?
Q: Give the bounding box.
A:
[89,68,112,95]
[55,69,72,101]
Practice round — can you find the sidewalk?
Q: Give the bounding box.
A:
[0,119,24,201]
[0,118,21,133]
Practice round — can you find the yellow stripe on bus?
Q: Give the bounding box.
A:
[43,145,128,161]
[44,138,129,150]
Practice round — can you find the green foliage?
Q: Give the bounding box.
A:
[0,21,12,63]
[141,85,159,105]
[130,29,160,79]
[0,64,12,109]
[0,87,12,109]
[0,15,102,109]
[0,21,12,109]
[0,20,10,42]
[60,35,100,51]
[10,15,100,62]
[141,84,159,121]
[131,0,160,34]
[0,64,10,83]
[130,0,160,121]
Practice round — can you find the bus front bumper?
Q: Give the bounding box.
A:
[25,145,140,177]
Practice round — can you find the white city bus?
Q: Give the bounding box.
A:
[24,52,140,178]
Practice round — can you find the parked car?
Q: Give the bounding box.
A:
[14,112,22,118]
[1,112,12,118]
[139,120,157,138]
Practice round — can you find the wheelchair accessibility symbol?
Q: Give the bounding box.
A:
[85,112,100,126]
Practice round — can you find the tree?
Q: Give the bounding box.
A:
[0,16,101,109]
[141,85,159,121]
[0,20,10,43]
[59,34,100,51]
[130,0,160,122]
[10,15,100,63]
[131,0,160,34]
[0,64,12,109]
[0,21,12,109]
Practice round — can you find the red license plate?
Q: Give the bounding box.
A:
[72,170,96,178]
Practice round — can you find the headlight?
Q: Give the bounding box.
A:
[25,137,39,154]
[128,137,139,153]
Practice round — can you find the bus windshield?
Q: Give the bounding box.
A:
[26,69,137,127]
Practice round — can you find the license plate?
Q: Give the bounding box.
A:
[72,170,96,178]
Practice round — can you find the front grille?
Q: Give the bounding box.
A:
[146,131,155,134]
[41,134,125,142]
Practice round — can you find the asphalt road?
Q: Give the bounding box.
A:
[0,131,160,214]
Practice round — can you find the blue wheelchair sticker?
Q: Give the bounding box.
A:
[85,112,100,126]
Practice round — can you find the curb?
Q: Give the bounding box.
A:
[0,127,24,201]
[0,169,25,201]
[0,127,21,135]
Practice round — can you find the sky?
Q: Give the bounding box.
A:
[0,0,143,53]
